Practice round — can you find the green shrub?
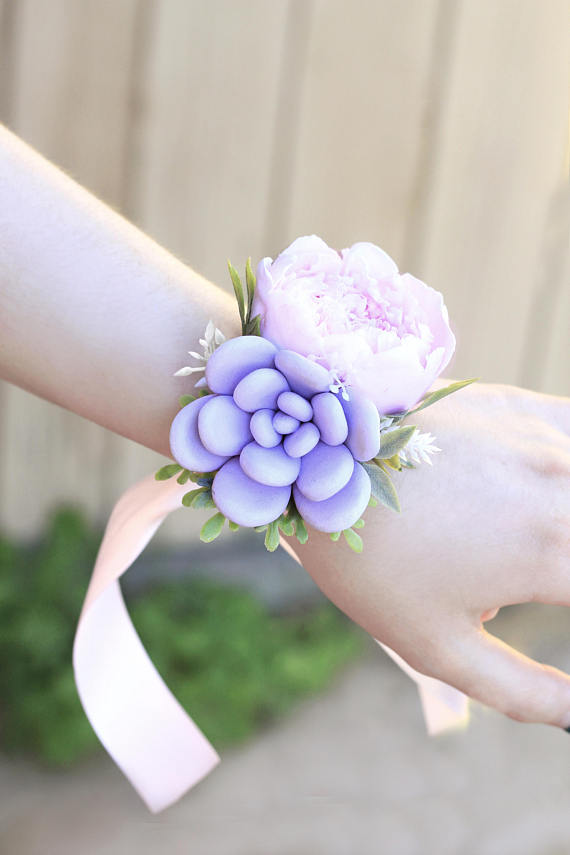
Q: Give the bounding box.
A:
[0,507,364,766]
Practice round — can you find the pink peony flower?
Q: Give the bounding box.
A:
[251,235,456,414]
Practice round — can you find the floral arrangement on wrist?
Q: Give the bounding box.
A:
[156,236,476,552]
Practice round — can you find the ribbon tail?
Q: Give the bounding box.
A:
[279,535,470,736]
[73,473,220,813]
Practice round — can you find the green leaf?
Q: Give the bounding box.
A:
[254,525,268,532]
[343,529,363,553]
[228,521,240,532]
[192,491,216,510]
[179,394,195,408]
[244,314,261,336]
[227,260,246,330]
[182,488,205,507]
[155,463,182,481]
[176,469,191,485]
[353,518,365,529]
[384,410,407,422]
[187,471,215,485]
[295,516,308,545]
[245,256,256,321]
[377,425,417,458]
[277,515,294,536]
[330,531,341,542]
[407,378,479,416]
[200,513,226,543]
[362,462,401,513]
[264,520,280,552]
[382,454,402,471]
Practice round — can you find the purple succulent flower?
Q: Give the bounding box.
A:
[169,336,380,532]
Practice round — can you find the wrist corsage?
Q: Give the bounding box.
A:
[73,234,477,814]
[157,235,476,552]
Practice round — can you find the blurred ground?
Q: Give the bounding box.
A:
[1,603,569,855]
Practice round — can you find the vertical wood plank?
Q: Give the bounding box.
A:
[406,0,570,386]
[10,0,141,206]
[0,0,142,537]
[0,0,17,123]
[519,183,570,395]
[285,0,441,263]
[130,0,291,288]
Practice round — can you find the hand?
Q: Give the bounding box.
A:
[288,380,570,729]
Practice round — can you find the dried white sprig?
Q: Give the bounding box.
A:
[379,415,396,432]
[173,320,226,377]
[328,369,350,401]
[399,429,441,465]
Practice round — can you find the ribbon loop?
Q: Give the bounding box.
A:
[73,474,469,812]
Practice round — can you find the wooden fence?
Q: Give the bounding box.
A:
[0,0,568,540]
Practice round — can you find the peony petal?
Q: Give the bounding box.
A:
[399,273,455,373]
[348,342,449,415]
[340,241,399,281]
[277,234,333,257]
[254,289,326,357]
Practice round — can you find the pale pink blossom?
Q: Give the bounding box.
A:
[251,235,456,414]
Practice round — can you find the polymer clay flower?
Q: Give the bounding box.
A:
[160,238,476,551]
[252,235,456,414]
[169,336,379,533]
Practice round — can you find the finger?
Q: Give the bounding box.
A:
[434,626,570,729]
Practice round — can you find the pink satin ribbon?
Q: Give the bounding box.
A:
[73,474,470,813]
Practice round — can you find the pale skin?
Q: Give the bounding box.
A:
[1,124,569,730]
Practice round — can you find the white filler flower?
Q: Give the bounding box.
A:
[173,320,226,378]
[399,430,441,465]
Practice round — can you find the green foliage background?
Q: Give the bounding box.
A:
[0,508,364,766]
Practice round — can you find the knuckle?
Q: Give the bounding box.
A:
[404,630,463,682]
[528,447,570,479]
[395,634,450,680]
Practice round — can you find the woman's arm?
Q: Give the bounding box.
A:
[0,123,240,457]
[1,124,569,731]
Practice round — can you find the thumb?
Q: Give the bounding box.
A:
[437,626,570,730]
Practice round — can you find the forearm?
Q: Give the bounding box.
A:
[0,124,240,457]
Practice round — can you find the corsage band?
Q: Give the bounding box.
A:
[73,236,477,811]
